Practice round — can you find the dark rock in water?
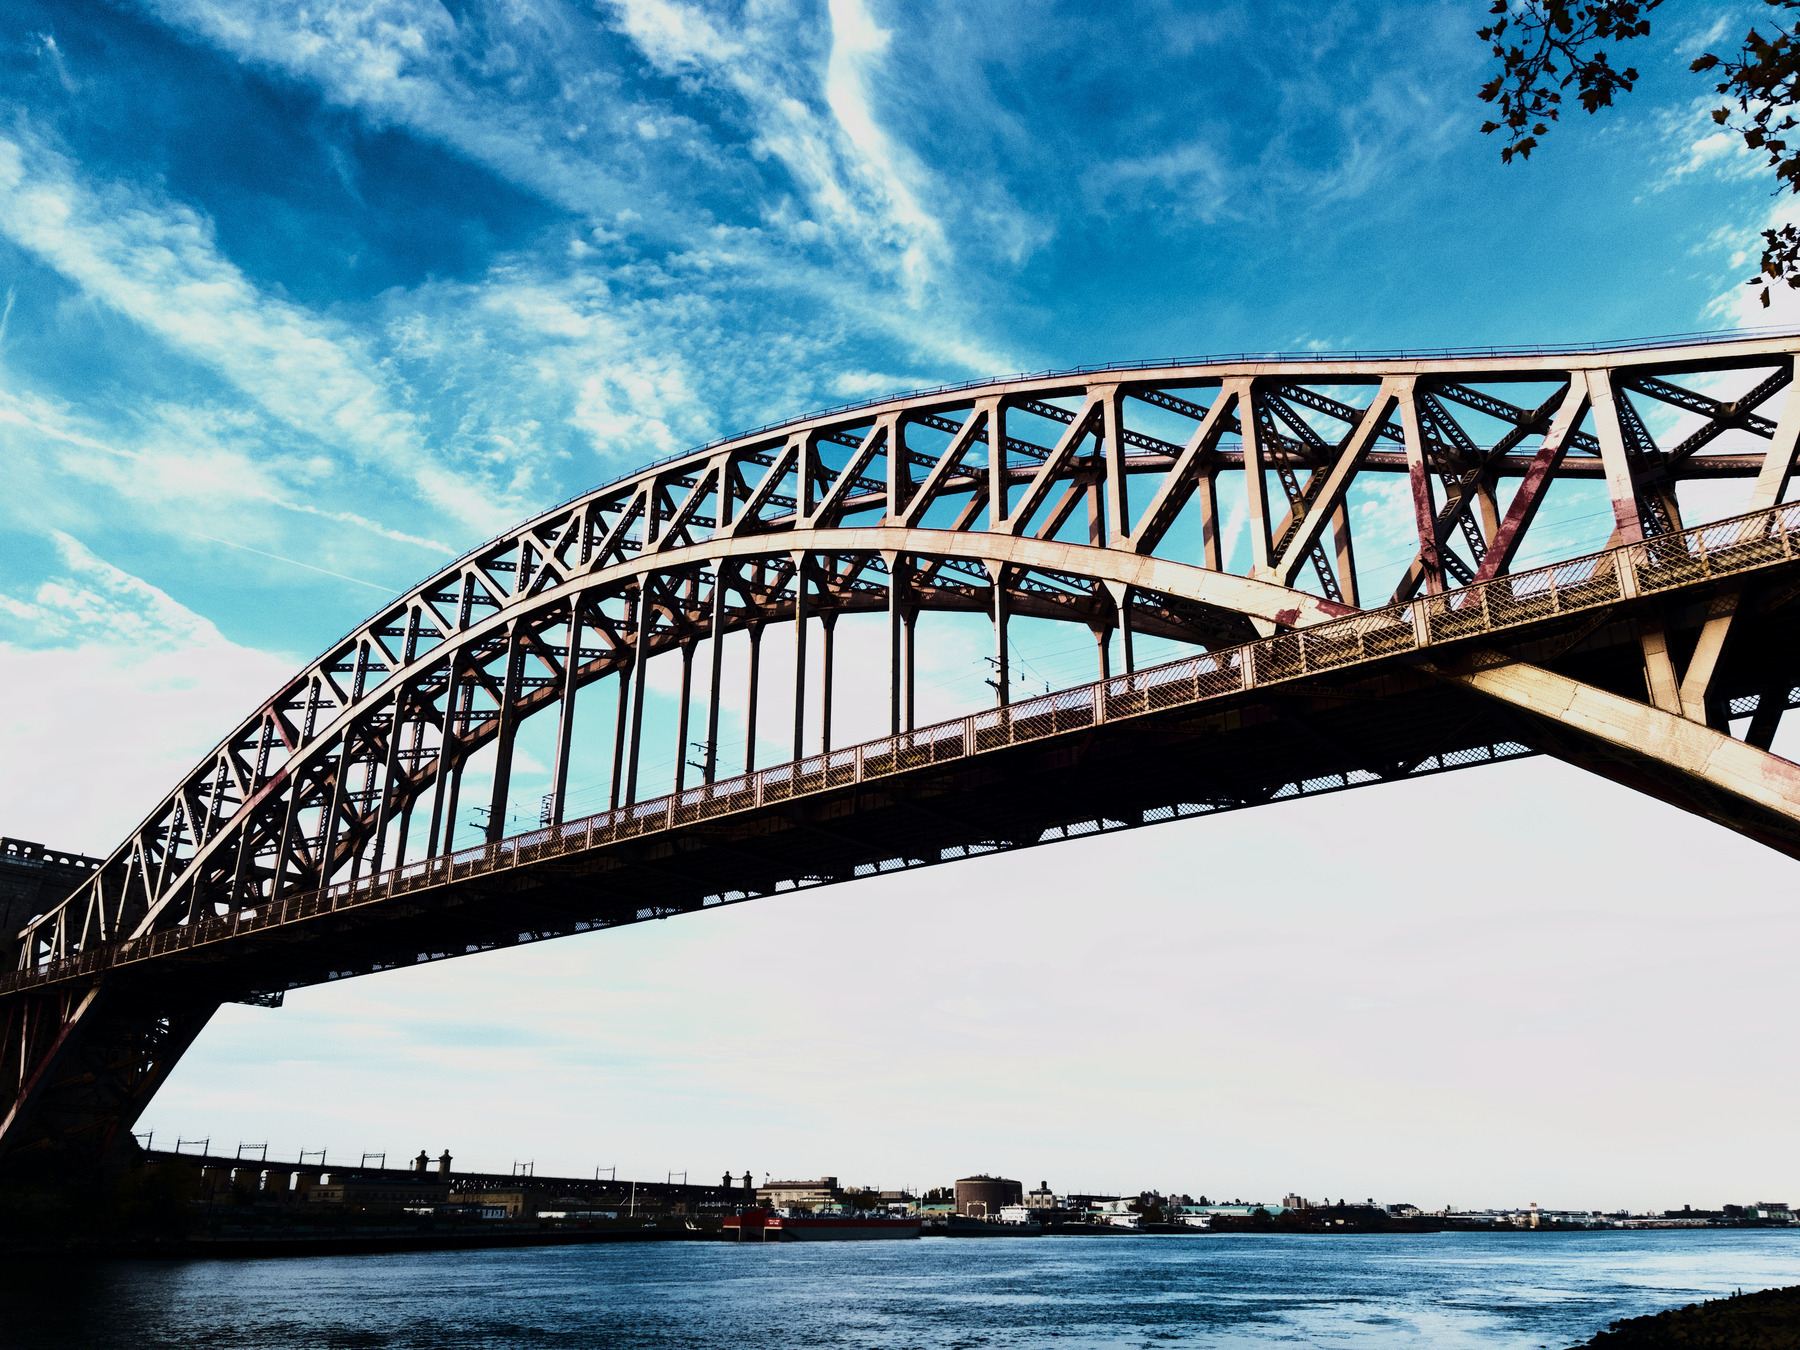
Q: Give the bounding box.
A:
[1574,1285,1800,1347]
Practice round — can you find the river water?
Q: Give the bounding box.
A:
[6,1230,1798,1348]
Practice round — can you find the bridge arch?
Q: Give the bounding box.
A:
[9,333,1800,1166]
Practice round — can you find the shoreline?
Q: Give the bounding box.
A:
[5,1221,1794,1263]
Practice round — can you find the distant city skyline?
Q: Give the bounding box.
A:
[3,0,1798,1210]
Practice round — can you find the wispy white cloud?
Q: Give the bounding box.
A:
[0,534,294,850]
[607,0,952,290]
[140,0,649,222]
[0,382,455,562]
[609,0,743,72]
[143,0,1014,376]
[0,126,529,531]
[1651,97,1763,192]
[1085,140,1234,223]
[1704,195,1800,330]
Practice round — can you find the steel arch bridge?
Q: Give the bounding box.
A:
[10,332,1800,1169]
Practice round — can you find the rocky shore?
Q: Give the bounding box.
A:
[1574,1285,1800,1347]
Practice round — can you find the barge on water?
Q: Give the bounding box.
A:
[946,1212,1043,1237]
[724,1208,922,1241]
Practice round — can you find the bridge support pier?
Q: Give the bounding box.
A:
[0,983,217,1173]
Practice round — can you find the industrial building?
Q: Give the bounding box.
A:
[757,1177,841,1209]
[305,1176,450,1210]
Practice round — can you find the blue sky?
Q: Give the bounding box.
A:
[3,1,1798,1206]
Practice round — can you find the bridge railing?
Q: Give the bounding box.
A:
[8,498,1799,994]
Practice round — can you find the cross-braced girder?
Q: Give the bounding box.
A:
[11,332,1800,1168]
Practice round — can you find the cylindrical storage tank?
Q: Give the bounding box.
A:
[955,1175,1023,1218]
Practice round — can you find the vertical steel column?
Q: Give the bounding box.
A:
[1398,383,1443,595]
[486,624,526,843]
[820,613,837,752]
[624,584,652,806]
[904,608,917,731]
[991,567,1010,708]
[1474,479,1502,546]
[424,657,461,859]
[401,603,424,666]
[791,554,809,762]
[367,687,407,878]
[1241,382,1275,573]
[887,553,904,736]
[608,658,631,811]
[271,775,303,901]
[230,716,272,904]
[229,713,278,903]
[151,798,185,904]
[445,664,477,854]
[1100,385,1131,545]
[378,606,424,870]
[1094,626,1111,681]
[550,603,584,827]
[441,756,465,858]
[194,760,224,852]
[1196,471,1223,571]
[1106,582,1136,674]
[987,401,1008,528]
[745,622,764,773]
[1331,503,1360,609]
[1589,367,1682,713]
[348,641,371,705]
[318,729,354,888]
[674,641,695,793]
[1591,367,1651,546]
[389,717,420,871]
[704,566,727,784]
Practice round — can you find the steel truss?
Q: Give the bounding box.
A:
[9,333,1800,1168]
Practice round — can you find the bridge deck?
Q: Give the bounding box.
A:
[10,501,1800,1004]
